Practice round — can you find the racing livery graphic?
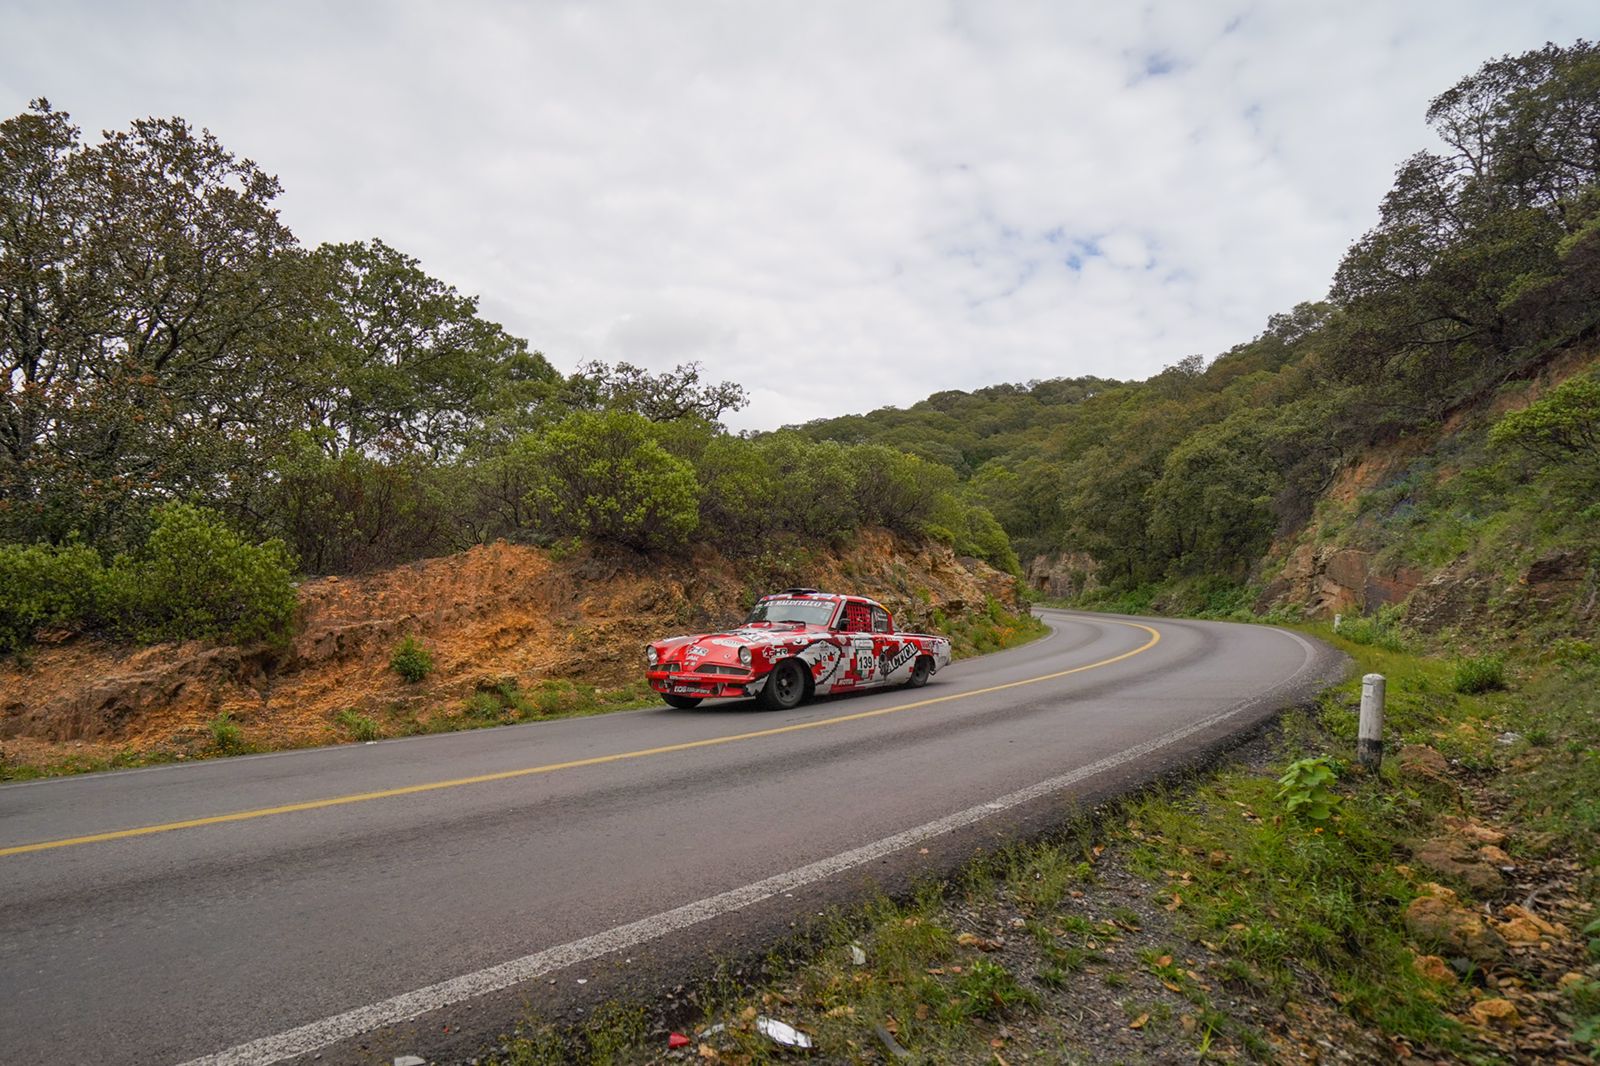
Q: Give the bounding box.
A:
[644,589,953,710]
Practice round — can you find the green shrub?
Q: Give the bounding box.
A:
[390,636,433,683]
[1549,638,1599,665]
[1452,654,1507,694]
[107,503,298,645]
[209,713,244,753]
[334,709,382,741]
[519,410,701,551]
[1276,756,1341,823]
[0,541,107,654]
[948,958,1036,1019]
[1489,376,1600,465]
[951,504,1022,575]
[462,691,503,720]
[1336,604,1407,651]
[2,505,296,654]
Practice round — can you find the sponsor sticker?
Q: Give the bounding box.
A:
[878,643,917,676]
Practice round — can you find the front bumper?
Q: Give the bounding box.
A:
[646,664,761,700]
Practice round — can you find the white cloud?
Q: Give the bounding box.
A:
[2,0,1592,429]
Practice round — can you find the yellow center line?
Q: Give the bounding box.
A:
[1,620,1160,859]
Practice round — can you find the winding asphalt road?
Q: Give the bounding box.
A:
[0,610,1345,1065]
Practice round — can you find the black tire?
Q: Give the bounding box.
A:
[662,693,703,709]
[906,655,934,688]
[760,658,809,710]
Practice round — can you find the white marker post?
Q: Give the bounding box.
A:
[1358,673,1386,770]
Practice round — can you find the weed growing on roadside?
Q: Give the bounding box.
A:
[463,692,504,721]
[390,636,433,683]
[208,713,244,753]
[1335,604,1408,651]
[949,957,1036,1020]
[1005,842,1094,910]
[931,601,1047,659]
[1276,756,1341,822]
[1451,653,1507,694]
[334,709,382,741]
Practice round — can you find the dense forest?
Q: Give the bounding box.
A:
[4,40,1598,653]
[797,40,1600,614]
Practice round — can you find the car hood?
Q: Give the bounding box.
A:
[653,622,834,662]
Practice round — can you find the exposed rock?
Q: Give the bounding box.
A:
[1411,837,1505,895]
[1500,904,1566,938]
[1399,745,1451,778]
[1510,549,1597,628]
[1492,916,1548,945]
[1323,549,1371,594]
[1468,998,1521,1029]
[1411,954,1457,985]
[1440,816,1507,847]
[1397,745,1457,801]
[1477,844,1513,867]
[1405,561,1493,634]
[1415,881,1458,903]
[1024,552,1100,600]
[1404,895,1504,961]
[1256,540,1426,618]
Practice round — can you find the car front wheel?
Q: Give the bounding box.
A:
[906,656,934,688]
[662,693,703,709]
[760,658,809,710]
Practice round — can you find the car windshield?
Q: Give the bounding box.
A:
[743,599,837,626]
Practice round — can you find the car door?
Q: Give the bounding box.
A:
[834,599,877,691]
[868,603,905,685]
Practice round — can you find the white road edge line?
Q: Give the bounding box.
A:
[179,626,1321,1066]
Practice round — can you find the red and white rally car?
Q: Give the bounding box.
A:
[645,589,953,710]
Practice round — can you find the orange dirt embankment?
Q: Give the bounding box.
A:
[0,530,1017,765]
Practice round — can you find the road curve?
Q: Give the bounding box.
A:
[0,611,1345,1065]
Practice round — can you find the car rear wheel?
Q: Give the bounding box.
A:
[662,693,703,709]
[906,655,934,688]
[760,658,809,710]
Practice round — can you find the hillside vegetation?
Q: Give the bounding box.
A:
[0,102,1018,657]
[0,530,1027,777]
[795,41,1600,636]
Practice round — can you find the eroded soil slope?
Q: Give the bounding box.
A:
[0,531,1015,766]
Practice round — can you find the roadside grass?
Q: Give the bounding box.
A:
[484,623,1600,1062]
[334,708,383,741]
[386,679,662,738]
[491,885,1052,1065]
[0,746,183,782]
[932,598,1048,659]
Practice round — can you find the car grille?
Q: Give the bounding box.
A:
[696,663,746,676]
[657,662,680,673]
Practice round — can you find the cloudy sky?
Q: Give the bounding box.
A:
[2,2,1592,429]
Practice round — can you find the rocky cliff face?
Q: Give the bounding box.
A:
[1252,348,1598,637]
[1024,551,1101,600]
[0,531,1018,758]
[1255,543,1427,618]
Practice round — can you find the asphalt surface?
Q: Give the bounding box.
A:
[0,610,1346,1065]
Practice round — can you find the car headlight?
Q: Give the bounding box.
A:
[738,646,752,666]
[647,646,658,666]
